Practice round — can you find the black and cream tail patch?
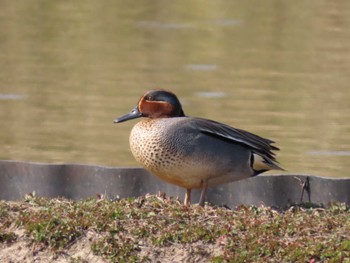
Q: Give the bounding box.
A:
[251,153,284,174]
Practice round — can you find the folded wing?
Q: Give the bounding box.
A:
[191,118,283,171]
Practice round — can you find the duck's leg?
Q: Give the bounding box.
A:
[198,180,208,206]
[184,189,191,206]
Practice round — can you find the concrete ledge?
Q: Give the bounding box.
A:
[0,160,349,208]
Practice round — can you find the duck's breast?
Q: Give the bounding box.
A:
[130,118,254,188]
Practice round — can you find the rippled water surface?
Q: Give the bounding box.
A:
[1,1,350,177]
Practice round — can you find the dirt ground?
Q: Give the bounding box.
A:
[1,196,349,262]
[1,228,223,262]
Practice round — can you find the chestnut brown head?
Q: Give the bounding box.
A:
[114,90,185,123]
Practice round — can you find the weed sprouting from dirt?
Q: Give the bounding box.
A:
[0,194,349,262]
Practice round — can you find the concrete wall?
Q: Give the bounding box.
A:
[0,160,349,208]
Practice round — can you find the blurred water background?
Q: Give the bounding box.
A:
[1,1,350,177]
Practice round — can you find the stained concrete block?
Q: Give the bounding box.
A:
[0,160,349,208]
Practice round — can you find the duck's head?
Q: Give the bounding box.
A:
[114,90,186,123]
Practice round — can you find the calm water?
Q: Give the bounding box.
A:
[1,1,350,178]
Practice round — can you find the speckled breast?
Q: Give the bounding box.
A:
[129,118,201,188]
[130,119,178,172]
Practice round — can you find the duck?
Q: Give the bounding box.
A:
[114,90,283,206]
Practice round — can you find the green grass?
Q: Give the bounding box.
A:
[0,194,349,262]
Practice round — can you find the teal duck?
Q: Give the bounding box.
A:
[114,90,283,206]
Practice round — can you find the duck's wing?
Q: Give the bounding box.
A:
[190,117,283,170]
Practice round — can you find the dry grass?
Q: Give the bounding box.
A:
[0,193,349,262]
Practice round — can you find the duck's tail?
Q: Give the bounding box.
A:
[251,152,284,175]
